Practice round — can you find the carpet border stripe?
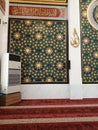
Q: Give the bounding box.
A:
[0,117,98,124]
[1,104,98,109]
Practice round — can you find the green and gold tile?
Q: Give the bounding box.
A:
[8,19,68,84]
[80,0,98,83]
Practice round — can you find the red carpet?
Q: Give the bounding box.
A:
[11,98,98,106]
[0,99,98,130]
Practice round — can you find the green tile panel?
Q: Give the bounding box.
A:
[80,0,98,83]
[9,19,68,84]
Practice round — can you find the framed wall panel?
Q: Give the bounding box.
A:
[80,0,98,83]
[8,18,69,84]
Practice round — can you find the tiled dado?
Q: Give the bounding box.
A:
[80,0,98,83]
[8,19,68,84]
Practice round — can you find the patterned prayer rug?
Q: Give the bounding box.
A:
[80,0,98,83]
[8,19,69,84]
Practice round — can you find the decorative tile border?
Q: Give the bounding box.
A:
[0,0,5,14]
[9,4,68,20]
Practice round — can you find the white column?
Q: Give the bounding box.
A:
[0,11,3,54]
[0,0,9,85]
[2,0,9,53]
[68,0,83,99]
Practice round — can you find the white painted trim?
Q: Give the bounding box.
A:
[21,84,70,99]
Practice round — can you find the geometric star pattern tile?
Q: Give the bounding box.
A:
[8,19,69,84]
[80,0,98,83]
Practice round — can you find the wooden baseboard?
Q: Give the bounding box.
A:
[0,92,21,106]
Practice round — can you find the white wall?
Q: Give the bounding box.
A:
[68,0,82,99]
[0,11,3,85]
[21,84,69,99]
[0,0,9,89]
[0,11,3,54]
[2,0,9,53]
[0,0,9,54]
[0,0,9,85]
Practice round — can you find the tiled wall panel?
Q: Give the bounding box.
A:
[8,19,68,84]
[80,0,98,83]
